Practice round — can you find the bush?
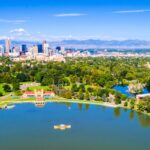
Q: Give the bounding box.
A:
[130,98,136,109]
[0,92,3,97]
[14,90,22,96]
[124,101,128,107]
[3,84,12,92]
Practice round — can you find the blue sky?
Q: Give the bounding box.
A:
[0,0,150,41]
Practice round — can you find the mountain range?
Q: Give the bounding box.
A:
[0,39,150,49]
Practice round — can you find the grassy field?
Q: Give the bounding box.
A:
[28,86,50,91]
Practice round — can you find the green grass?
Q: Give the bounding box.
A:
[28,85,49,91]
[20,81,33,84]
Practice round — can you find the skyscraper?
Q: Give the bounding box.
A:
[37,44,43,53]
[22,44,27,54]
[0,45,5,55]
[5,39,11,53]
[30,45,38,55]
[43,40,49,56]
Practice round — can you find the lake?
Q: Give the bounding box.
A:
[0,103,150,150]
[113,85,150,97]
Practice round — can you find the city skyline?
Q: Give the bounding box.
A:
[0,0,150,41]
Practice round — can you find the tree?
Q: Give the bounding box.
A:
[79,84,85,92]
[0,92,3,97]
[147,79,150,91]
[3,84,11,92]
[78,90,84,100]
[138,96,150,113]
[12,81,20,91]
[85,92,90,100]
[16,73,29,82]
[124,101,128,107]
[71,84,78,93]
[87,87,94,93]
[130,98,136,109]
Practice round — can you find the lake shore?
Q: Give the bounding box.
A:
[0,98,119,108]
[0,97,150,116]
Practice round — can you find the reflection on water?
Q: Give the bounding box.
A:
[85,104,90,111]
[114,108,121,118]
[129,110,135,120]
[123,108,128,112]
[78,103,83,111]
[0,103,150,150]
[137,113,150,128]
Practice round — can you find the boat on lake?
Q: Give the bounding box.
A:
[0,105,15,110]
[54,124,71,130]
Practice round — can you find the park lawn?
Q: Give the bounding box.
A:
[20,81,34,84]
[28,85,50,91]
[64,84,100,92]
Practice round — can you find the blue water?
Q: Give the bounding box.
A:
[113,85,149,98]
[0,103,150,150]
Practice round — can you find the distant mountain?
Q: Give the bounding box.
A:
[0,40,4,45]
[49,39,150,48]
[1,39,150,48]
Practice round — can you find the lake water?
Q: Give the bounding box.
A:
[0,103,150,150]
[113,85,149,98]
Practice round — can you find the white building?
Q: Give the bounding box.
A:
[0,45,5,56]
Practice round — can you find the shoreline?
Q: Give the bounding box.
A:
[0,98,150,116]
[0,99,119,108]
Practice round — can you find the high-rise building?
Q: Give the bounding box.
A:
[43,40,49,56]
[56,46,65,54]
[5,39,11,53]
[22,44,27,54]
[37,44,43,53]
[0,45,5,55]
[31,45,38,55]
[56,46,61,52]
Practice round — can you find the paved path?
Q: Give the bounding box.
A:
[0,93,12,100]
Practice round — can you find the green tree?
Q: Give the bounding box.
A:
[124,101,128,107]
[78,90,84,100]
[85,92,90,100]
[0,92,3,97]
[12,81,20,91]
[130,98,136,109]
[3,84,11,92]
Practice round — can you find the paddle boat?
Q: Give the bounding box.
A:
[54,124,71,130]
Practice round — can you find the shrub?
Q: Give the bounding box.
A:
[124,101,128,107]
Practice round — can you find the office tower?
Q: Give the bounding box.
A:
[37,44,43,53]
[0,45,5,55]
[22,44,27,54]
[31,45,38,55]
[43,40,49,56]
[49,48,54,56]
[56,46,61,52]
[56,46,65,54]
[5,39,11,53]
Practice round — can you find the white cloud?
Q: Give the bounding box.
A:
[10,28,26,33]
[113,9,150,14]
[0,36,9,40]
[54,13,87,17]
[0,19,26,23]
